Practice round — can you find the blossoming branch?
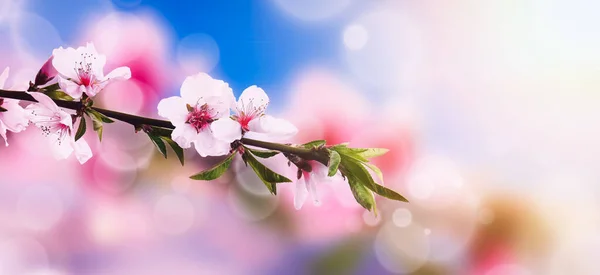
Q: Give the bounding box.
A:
[0,42,407,212]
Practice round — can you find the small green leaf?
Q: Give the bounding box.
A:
[364,162,384,184]
[327,150,341,177]
[190,153,235,180]
[44,90,74,101]
[244,152,292,194]
[331,146,369,163]
[0,106,7,112]
[87,109,114,123]
[355,148,389,159]
[86,112,104,141]
[148,133,167,158]
[247,147,280,158]
[160,136,185,165]
[347,176,376,212]
[302,140,326,148]
[341,158,408,202]
[74,116,87,141]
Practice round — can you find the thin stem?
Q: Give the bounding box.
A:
[0,89,329,163]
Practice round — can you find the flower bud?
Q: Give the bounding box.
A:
[34,56,58,86]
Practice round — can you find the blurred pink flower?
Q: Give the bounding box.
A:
[34,55,58,87]
[213,85,297,143]
[294,160,332,210]
[26,92,92,164]
[0,67,29,146]
[52,42,131,99]
[157,73,235,157]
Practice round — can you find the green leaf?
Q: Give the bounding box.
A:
[74,116,87,141]
[355,148,389,159]
[247,147,280,158]
[244,151,292,194]
[86,112,104,141]
[160,136,185,165]
[331,146,369,163]
[0,106,7,112]
[87,109,114,123]
[148,133,167,158]
[364,162,384,184]
[190,153,235,180]
[341,158,408,202]
[302,140,326,148]
[44,90,74,101]
[327,150,341,177]
[347,175,376,212]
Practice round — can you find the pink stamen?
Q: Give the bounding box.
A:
[186,104,215,133]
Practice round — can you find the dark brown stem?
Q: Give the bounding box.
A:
[0,89,329,163]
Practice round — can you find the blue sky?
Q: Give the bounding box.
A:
[25,0,352,104]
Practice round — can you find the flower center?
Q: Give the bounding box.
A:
[34,112,71,145]
[234,98,268,132]
[186,104,214,133]
[75,53,97,87]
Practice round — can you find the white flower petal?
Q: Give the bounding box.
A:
[157,96,188,126]
[180,73,235,115]
[237,85,269,115]
[51,47,81,80]
[171,124,197,149]
[211,118,242,143]
[57,76,83,99]
[83,43,107,77]
[294,176,309,210]
[0,99,28,133]
[49,133,74,160]
[104,66,131,82]
[27,92,61,113]
[247,115,298,142]
[72,137,92,164]
[0,121,7,146]
[193,129,230,157]
[306,174,321,206]
[0,67,9,89]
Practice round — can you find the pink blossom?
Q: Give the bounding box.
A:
[52,42,131,99]
[26,92,92,164]
[211,85,298,143]
[0,67,29,146]
[157,73,236,157]
[34,55,58,86]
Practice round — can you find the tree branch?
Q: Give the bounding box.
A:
[0,89,330,163]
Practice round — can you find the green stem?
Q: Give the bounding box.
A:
[0,89,329,163]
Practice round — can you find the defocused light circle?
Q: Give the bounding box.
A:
[99,79,145,115]
[98,143,138,172]
[392,208,412,228]
[424,228,431,235]
[228,188,279,221]
[343,24,369,51]
[363,210,381,226]
[344,8,423,90]
[0,237,48,274]
[153,194,195,235]
[92,159,137,193]
[16,186,63,232]
[233,160,278,197]
[271,0,351,21]
[374,221,430,273]
[406,154,464,209]
[10,12,63,60]
[176,33,220,74]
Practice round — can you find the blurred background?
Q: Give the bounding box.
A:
[1,0,599,274]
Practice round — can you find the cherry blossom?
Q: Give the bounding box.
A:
[294,160,333,210]
[26,92,92,164]
[157,73,236,157]
[212,85,298,143]
[34,56,58,86]
[0,67,29,146]
[52,42,131,99]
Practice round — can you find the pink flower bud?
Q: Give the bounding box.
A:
[34,55,58,86]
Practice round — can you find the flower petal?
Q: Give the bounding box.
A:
[0,99,28,133]
[0,67,9,89]
[171,124,197,149]
[211,118,242,143]
[246,115,298,142]
[237,85,269,115]
[180,73,235,116]
[51,47,81,80]
[104,66,131,82]
[49,133,74,160]
[27,92,60,113]
[157,96,188,126]
[294,177,309,210]
[193,129,230,157]
[56,76,83,99]
[306,174,321,206]
[72,137,92,164]
[0,121,7,146]
[83,43,107,77]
